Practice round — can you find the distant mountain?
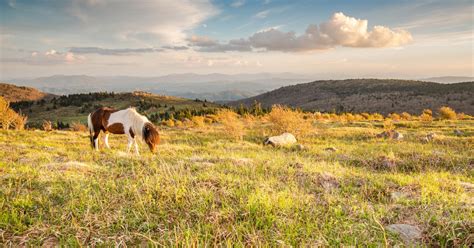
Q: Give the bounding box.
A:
[0,83,54,102]
[231,79,474,115]
[8,73,311,101]
[422,76,474,84]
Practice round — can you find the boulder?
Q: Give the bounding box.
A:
[325,147,338,152]
[454,129,463,136]
[264,133,297,147]
[386,224,422,245]
[426,132,437,141]
[392,131,404,140]
[376,130,403,140]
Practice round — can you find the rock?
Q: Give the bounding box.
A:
[325,147,337,152]
[459,181,474,192]
[264,133,297,147]
[376,156,397,170]
[390,191,410,201]
[454,129,463,136]
[392,131,403,140]
[318,172,339,191]
[386,224,422,245]
[376,131,391,138]
[376,130,403,140]
[426,132,437,141]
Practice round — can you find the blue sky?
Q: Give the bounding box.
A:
[0,0,472,78]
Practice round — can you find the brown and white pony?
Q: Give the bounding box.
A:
[87,107,160,154]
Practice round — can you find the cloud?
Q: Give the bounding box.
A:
[187,36,252,52]
[189,12,413,52]
[69,47,163,55]
[231,0,245,8]
[2,49,84,65]
[162,45,189,51]
[255,10,270,19]
[7,0,217,45]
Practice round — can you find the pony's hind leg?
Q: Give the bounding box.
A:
[93,131,100,151]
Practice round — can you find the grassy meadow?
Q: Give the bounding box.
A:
[0,118,473,246]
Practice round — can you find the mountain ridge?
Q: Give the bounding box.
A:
[230,79,474,115]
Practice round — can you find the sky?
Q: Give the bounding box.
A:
[0,0,473,79]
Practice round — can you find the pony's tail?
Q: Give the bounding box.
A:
[87,113,94,148]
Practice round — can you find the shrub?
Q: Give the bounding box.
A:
[0,97,27,130]
[71,122,88,132]
[215,109,244,140]
[42,120,53,131]
[438,106,457,120]
[162,119,175,127]
[371,113,384,121]
[419,113,433,122]
[422,109,433,116]
[266,105,313,137]
[191,116,206,128]
[383,119,395,131]
[388,113,401,121]
[401,112,412,121]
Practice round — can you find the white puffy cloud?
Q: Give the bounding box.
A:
[189,12,413,52]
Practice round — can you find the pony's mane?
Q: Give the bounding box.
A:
[125,107,150,141]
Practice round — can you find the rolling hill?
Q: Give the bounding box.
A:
[0,83,54,102]
[9,89,219,127]
[231,79,474,115]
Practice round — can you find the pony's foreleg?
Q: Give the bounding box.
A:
[126,135,134,153]
[103,133,110,149]
[133,139,140,155]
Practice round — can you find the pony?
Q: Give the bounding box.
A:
[87,107,160,154]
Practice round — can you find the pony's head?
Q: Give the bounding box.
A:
[143,122,160,153]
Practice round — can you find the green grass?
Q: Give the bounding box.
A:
[0,120,473,246]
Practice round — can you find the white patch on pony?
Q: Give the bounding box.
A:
[107,108,149,142]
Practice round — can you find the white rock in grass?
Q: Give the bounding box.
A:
[392,131,404,140]
[264,133,297,147]
[386,224,421,245]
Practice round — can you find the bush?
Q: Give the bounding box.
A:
[401,112,412,121]
[266,105,313,137]
[419,113,433,122]
[0,97,27,130]
[71,122,88,132]
[191,116,206,128]
[388,113,401,121]
[422,109,433,116]
[42,120,53,131]
[383,119,395,131]
[438,106,457,120]
[215,109,244,140]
